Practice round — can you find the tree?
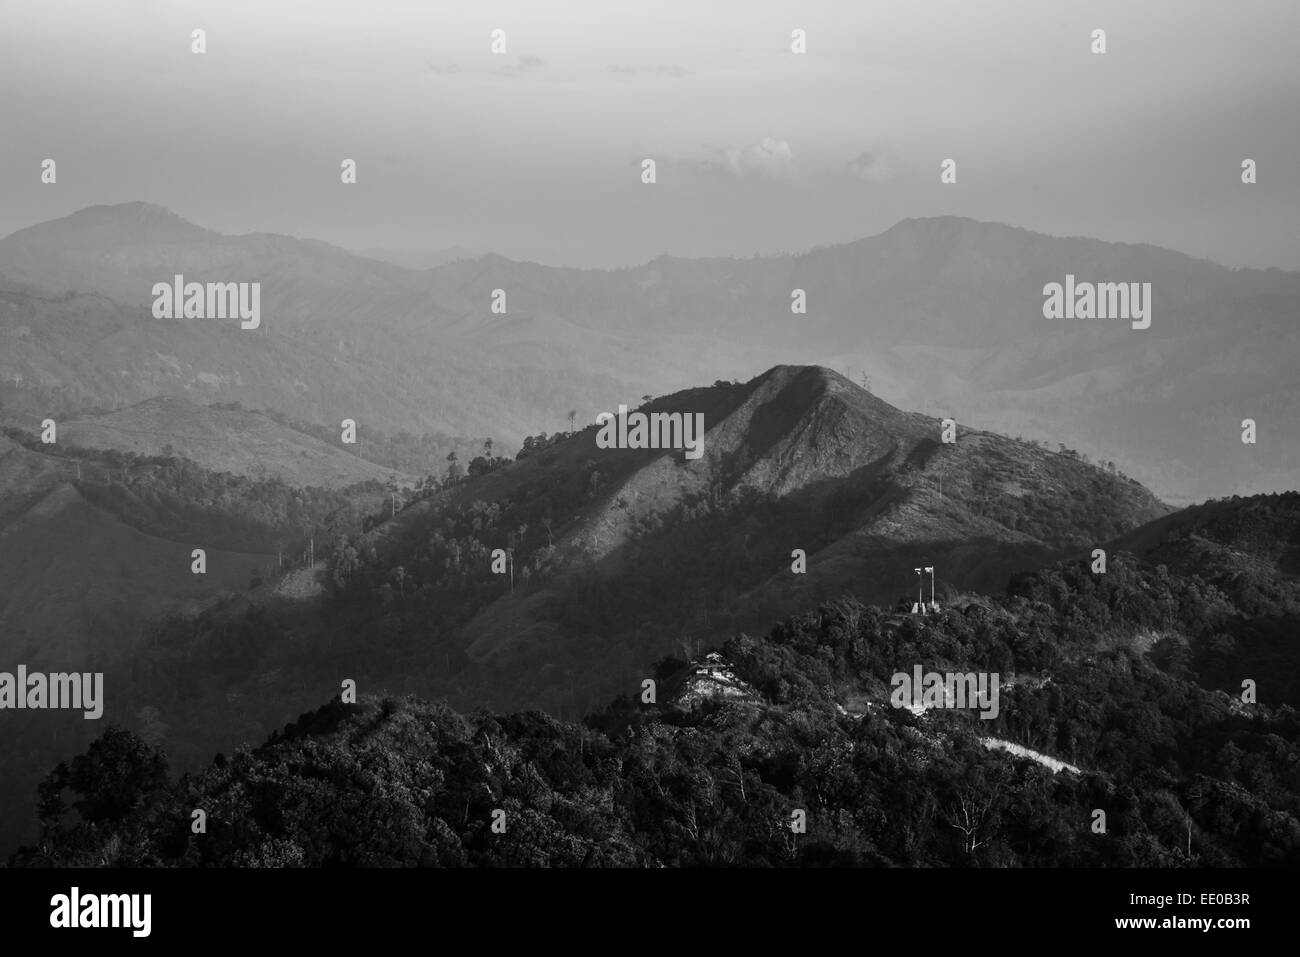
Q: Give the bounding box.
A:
[944,784,997,857]
[37,728,169,830]
[541,506,554,546]
[567,410,577,435]
[332,540,361,590]
[386,474,400,517]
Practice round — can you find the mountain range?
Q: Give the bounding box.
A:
[3,203,1298,502]
[0,363,1181,849]
[0,203,1296,865]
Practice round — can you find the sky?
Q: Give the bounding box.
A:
[1,0,1297,268]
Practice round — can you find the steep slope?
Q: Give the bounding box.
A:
[0,430,387,855]
[0,483,267,664]
[1095,493,1300,708]
[0,423,385,666]
[0,366,1180,855]
[440,366,1166,669]
[0,481,276,857]
[1108,491,1300,580]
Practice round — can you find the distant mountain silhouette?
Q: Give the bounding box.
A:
[353,244,480,271]
[2,204,1296,498]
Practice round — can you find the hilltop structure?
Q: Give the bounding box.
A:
[671,652,757,711]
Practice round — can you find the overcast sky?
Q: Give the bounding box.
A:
[1,0,1297,268]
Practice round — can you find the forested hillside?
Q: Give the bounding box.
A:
[15,586,1299,867]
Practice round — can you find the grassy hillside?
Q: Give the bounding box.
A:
[0,484,267,664]
[59,396,406,489]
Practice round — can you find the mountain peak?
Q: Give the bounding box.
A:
[879,215,1025,242]
[1,201,213,246]
[91,200,181,219]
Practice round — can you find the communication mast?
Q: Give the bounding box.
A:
[912,565,939,613]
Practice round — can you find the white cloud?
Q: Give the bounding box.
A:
[691,137,799,183]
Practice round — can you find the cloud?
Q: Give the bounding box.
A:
[691,138,800,183]
[608,64,688,79]
[424,60,461,75]
[495,55,546,77]
[847,148,893,183]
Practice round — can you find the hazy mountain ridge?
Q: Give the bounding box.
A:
[3,204,1297,500]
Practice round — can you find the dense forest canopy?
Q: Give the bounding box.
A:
[15,489,1300,867]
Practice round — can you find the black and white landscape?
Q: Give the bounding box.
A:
[0,0,1298,879]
